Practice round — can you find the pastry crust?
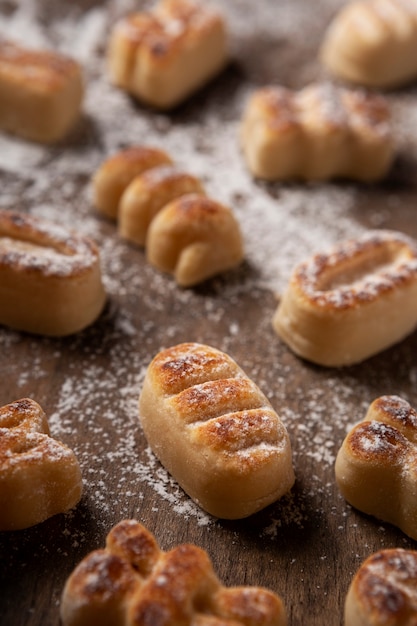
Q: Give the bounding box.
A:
[0,40,83,143]
[118,164,205,246]
[139,342,294,519]
[240,83,393,181]
[272,230,417,367]
[321,0,417,89]
[0,398,82,530]
[0,210,106,336]
[345,548,417,626]
[107,0,228,109]
[146,193,244,287]
[336,395,417,539]
[61,519,288,626]
[93,146,172,219]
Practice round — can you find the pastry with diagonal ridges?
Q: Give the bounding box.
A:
[0,398,82,530]
[60,519,288,626]
[107,0,228,109]
[0,40,83,143]
[321,0,417,89]
[0,210,106,336]
[336,395,417,539]
[345,548,417,626]
[139,342,294,519]
[273,230,417,366]
[241,83,393,181]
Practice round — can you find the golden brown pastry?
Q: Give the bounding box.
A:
[93,146,172,219]
[118,165,205,246]
[241,83,393,181]
[107,0,228,109]
[273,230,417,367]
[139,342,295,519]
[336,395,417,539]
[0,40,83,143]
[321,0,417,89]
[345,548,417,626]
[146,194,244,287]
[0,209,106,336]
[61,519,288,626]
[0,398,82,530]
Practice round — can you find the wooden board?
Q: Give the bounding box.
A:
[0,1,417,624]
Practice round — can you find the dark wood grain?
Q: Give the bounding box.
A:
[0,1,417,625]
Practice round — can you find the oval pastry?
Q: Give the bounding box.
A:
[0,210,106,336]
[273,230,417,367]
[139,342,295,519]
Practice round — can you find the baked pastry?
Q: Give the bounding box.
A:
[240,83,393,181]
[93,146,172,219]
[61,518,288,626]
[0,398,82,530]
[272,230,417,367]
[139,342,295,519]
[345,548,417,625]
[146,194,244,287]
[0,209,106,336]
[0,40,83,143]
[321,0,417,89]
[107,0,228,109]
[118,165,205,246]
[335,395,417,539]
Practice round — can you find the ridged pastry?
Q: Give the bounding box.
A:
[241,83,393,181]
[321,0,417,89]
[0,209,106,336]
[61,519,287,626]
[345,548,417,626]
[93,146,172,219]
[0,398,82,530]
[335,395,417,539]
[0,40,83,143]
[107,0,228,109]
[273,230,417,367]
[139,342,294,519]
[146,193,244,287]
[118,165,205,246]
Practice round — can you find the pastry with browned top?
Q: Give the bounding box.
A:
[0,210,106,336]
[241,83,393,181]
[108,0,228,109]
[0,398,82,531]
[273,230,417,366]
[321,0,417,89]
[139,342,295,519]
[61,519,288,626]
[345,548,417,626]
[336,395,417,539]
[0,40,83,143]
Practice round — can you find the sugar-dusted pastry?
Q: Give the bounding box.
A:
[146,193,244,287]
[107,0,228,109]
[273,230,417,367]
[240,83,393,181]
[336,395,417,539]
[0,40,83,143]
[139,342,294,519]
[0,398,82,531]
[321,0,417,89]
[93,146,172,219]
[0,210,106,336]
[345,548,417,626]
[61,519,288,626]
[118,165,205,246]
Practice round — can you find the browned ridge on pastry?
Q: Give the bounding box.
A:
[139,342,294,519]
[60,519,288,626]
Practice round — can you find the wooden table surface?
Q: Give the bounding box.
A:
[1,1,417,625]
